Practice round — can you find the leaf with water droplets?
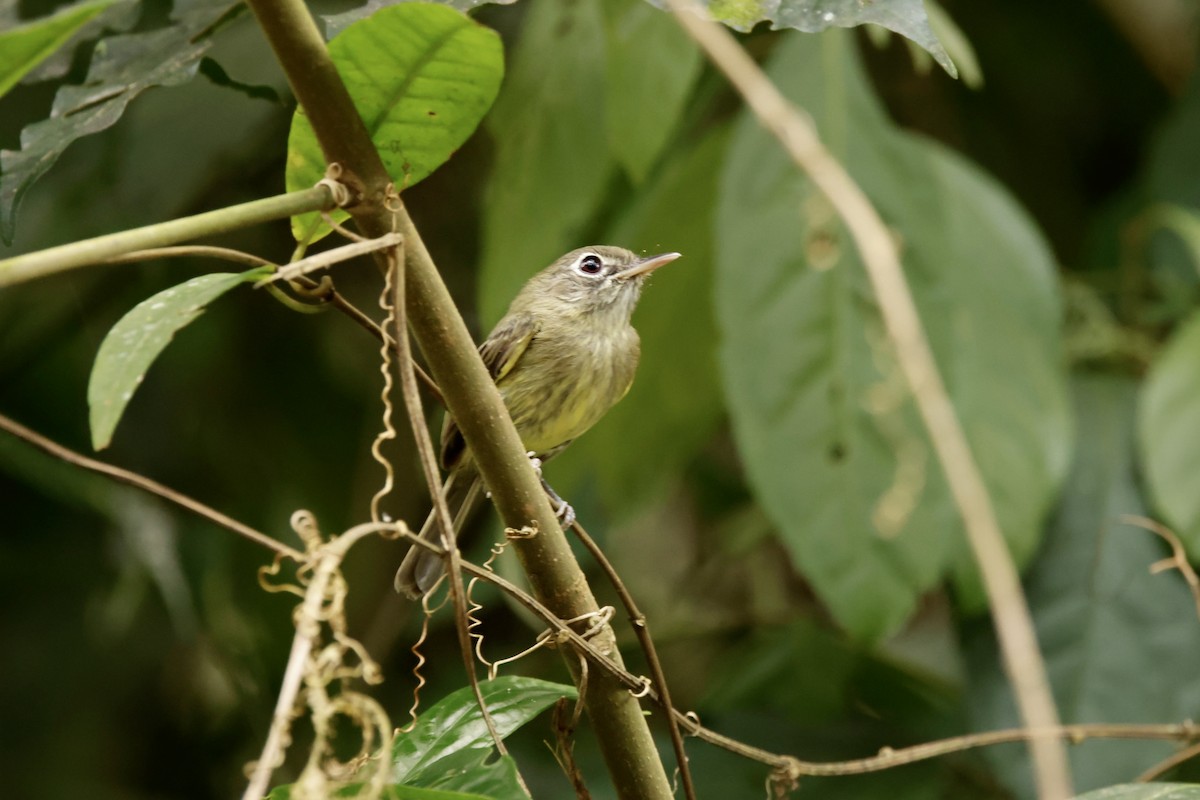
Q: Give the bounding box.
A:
[88,269,269,450]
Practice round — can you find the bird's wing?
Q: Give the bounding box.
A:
[440,312,540,470]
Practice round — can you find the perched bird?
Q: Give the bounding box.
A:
[395,245,681,598]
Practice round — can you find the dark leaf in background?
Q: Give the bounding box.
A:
[477,0,612,326]
[716,30,1070,641]
[602,0,702,183]
[286,2,504,243]
[0,0,241,244]
[966,376,1200,798]
[1139,312,1200,558]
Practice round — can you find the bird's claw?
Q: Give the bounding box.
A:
[554,498,576,528]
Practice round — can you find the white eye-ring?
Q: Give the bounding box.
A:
[577,254,603,275]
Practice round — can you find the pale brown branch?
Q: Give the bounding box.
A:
[664,3,1072,796]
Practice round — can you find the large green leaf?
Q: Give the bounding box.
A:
[477,0,612,326]
[392,676,575,785]
[0,0,241,244]
[647,0,956,77]
[603,0,701,183]
[1139,311,1200,557]
[286,3,503,243]
[550,128,726,514]
[715,31,1069,640]
[0,0,116,100]
[88,269,270,451]
[965,376,1200,797]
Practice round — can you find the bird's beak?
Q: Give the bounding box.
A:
[619,251,682,280]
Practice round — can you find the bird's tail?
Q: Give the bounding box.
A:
[394,472,483,599]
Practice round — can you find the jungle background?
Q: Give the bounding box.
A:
[3,0,1200,798]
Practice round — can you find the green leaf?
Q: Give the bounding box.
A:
[1139,311,1200,558]
[966,376,1200,797]
[550,127,727,513]
[286,3,503,242]
[0,0,240,244]
[477,0,612,327]
[1073,786,1200,800]
[0,0,116,100]
[715,31,1069,640]
[647,0,957,78]
[1142,204,1200,280]
[603,0,701,182]
[88,269,270,451]
[392,676,575,784]
[408,751,528,798]
[267,783,495,799]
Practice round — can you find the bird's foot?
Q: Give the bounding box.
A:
[526,451,543,478]
[539,475,576,528]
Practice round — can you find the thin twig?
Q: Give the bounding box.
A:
[104,245,275,268]
[1121,514,1200,620]
[0,411,302,561]
[385,237,509,755]
[1137,740,1200,782]
[258,233,405,285]
[664,3,1072,796]
[569,520,696,800]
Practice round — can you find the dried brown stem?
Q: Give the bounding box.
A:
[385,240,507,754]
[665,2,1072,796]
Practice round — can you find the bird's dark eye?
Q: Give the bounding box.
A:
[578,254,603,275]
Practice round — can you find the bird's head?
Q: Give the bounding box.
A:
[523,246,681,320]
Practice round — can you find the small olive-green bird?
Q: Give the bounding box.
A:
[394,245,681,598]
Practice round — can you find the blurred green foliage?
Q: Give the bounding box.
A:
[3,0,1200,798]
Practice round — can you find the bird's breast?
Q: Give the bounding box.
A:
[498,322,640,457]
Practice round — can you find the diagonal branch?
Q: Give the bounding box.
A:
[241,1,674,796]
[664,2,1073,797]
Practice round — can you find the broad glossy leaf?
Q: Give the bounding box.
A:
[716,31,1069,640]
[0,0,115,99]
[1139,312,1200,557]
[550,128,726,513]
[1073,786,1200,800]
[966,376,1200,797]
[0,0,239,244]
[267,783,493,799]
[603,0,701,182]
[409,751,527,798]
[477,0,611,326]
[647,0,956,78]
[88,269,269,450]
[392,676,575,784]
[286,3,503,242]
